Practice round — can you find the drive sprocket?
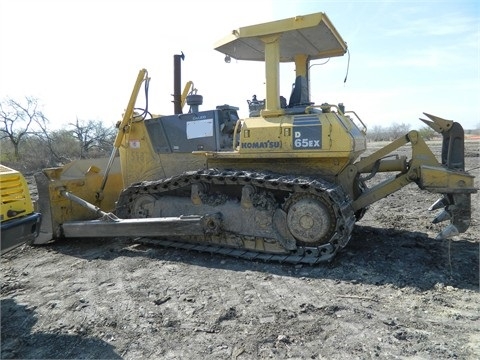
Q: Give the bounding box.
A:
[283,193,336,246]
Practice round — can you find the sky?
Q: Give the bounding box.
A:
[0,0,479,131]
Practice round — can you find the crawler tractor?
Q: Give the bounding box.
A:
[34,12,475,264]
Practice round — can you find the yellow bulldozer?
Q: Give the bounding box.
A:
[33,12,476,264]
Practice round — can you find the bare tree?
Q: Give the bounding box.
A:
[0,96,48,160]
[417,126,437,141]
[388,122,410,140]
[367,123,412,142]
[33,114,75,165]
[367,125,386,142]
[27,128,79,167]
[69,118,116,158]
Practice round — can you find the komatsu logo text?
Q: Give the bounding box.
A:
[241,141,281,149]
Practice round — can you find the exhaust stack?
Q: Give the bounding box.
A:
[173,52,185,114]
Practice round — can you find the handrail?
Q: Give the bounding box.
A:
[305,103,367,133]
[344,110,367,134]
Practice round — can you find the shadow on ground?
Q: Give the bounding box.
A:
[1,298,121,359]
[31,225,479,292]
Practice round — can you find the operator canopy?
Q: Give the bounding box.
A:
[214,12,347,62]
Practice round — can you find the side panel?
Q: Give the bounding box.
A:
[238,112,365,155]
[121,107,239,185]
[225,112,367,177]
[120,114,216,185]
[144,110,220,153]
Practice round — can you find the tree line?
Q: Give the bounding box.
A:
[0,96,116,172]
[365,123,438,142]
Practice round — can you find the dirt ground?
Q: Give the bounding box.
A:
[1,140,479,360]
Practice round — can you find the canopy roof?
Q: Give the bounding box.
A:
[214,12,347,62]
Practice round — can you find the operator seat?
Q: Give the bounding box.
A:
[288,75,309,107]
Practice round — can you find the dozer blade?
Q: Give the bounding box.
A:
[33,171,54,244]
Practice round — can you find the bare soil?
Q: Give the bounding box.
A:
[1,140,479,360]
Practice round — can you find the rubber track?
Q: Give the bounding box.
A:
[116,169,356,264]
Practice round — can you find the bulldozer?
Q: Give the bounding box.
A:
[34,12,476,264]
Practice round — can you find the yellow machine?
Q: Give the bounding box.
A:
[34,12,476,263]
[0,165,42,254]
